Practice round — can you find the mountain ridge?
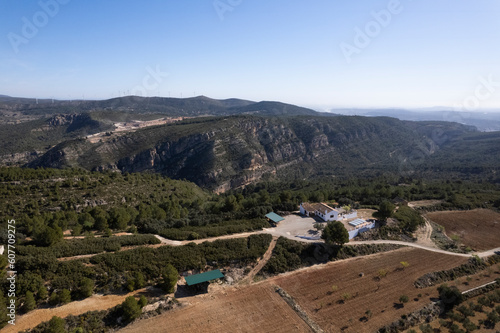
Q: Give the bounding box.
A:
[0,95,324,118]
[332,108,500,132]
[25,115,489,192]
[1,95,499,191]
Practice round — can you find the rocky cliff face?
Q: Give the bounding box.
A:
[111,118,309,190]
[47,114,81,126]
[0,151,41,165]
[47,113,105,133]
[27,116,467,191]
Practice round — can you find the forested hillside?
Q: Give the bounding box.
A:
[0,95,313,122]
[1,166,499,329]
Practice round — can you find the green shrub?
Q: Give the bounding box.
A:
[161,264,178,293]
[139,295,147,308]
[399,295,409,304]
[121,296,141,322]
[47,316,66,333]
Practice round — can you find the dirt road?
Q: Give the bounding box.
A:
[58,214,499,263]
[413,217,436,249]
[349,239,499,258]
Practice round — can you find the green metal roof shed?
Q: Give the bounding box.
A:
[184,269,224,286]
[265,212,285,224]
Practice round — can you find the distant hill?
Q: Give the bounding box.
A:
[227,101,321,116]
[0,95,325,119]
[0,95,331,167]
[332,108,500,132]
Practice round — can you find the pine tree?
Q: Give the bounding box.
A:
[321,221,349,246]
[59,289,71,304]
[122,296,141,322]
[162,264,179,293]
[37,285,48,303]
[139,295,147,308]
[23,291,36,313]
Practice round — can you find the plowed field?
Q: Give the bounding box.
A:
[120,283,312,333]
[274,248,468,333]
[426,209,500,251]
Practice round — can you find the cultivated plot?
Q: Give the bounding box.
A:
[273,248,469,333]
[120,283,312,333]
[426,209,500,251]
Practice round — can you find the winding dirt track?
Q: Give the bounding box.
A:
[348,239,499,258]
[57,227,499,262]
[413,217,436,248]
[240,236,279,284]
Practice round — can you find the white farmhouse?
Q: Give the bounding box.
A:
[300,202,357,222]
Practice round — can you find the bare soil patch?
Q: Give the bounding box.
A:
[273,248,469,333]
[413,218,437,249]
[408,200,444,208]
[426,209,500,251]
[356,209,377,220]
[86,117,187,143]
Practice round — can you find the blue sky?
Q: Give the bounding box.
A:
[1,0,500,110]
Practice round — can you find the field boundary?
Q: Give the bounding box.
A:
[274,285,323,333]
[377,279,500,332]
[462,280,499,295]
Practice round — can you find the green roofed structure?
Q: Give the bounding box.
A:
[265,212,285,226]
[184,269,224,286]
